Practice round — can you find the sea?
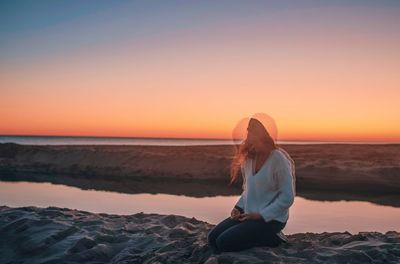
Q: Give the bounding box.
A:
[0,135,395,146]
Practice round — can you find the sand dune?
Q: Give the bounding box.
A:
[1,143,399,194]
[1,206,399,264]
[1,143,400,209]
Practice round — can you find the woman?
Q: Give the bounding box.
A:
[207,114,296,253]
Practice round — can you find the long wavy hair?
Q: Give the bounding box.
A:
[229,117,277,186]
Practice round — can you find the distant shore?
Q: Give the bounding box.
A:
[1,143,399,193]
[1,205,399,263]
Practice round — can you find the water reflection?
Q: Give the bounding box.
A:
[1,181,399,235]
[1,174,399,208]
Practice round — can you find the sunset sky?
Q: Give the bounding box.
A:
[1,1,399,142]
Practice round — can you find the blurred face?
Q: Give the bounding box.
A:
[246,120,264,151]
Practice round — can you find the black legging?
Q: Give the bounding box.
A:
[207,216,286,252]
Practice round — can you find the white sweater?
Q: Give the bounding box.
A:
[234,147,296,223]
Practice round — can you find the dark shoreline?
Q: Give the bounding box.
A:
[1,143,400,204]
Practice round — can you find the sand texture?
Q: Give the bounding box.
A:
[0,206,399,264]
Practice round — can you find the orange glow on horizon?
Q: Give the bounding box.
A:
[1,4,399,142]
[1,129,399,143]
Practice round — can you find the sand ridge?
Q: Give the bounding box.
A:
[1,206,399,264]
[1,143,400,194]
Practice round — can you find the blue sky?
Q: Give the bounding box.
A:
[1,1,399,140]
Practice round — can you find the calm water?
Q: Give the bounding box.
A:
[0,135,395,146]
[1,181,399,235]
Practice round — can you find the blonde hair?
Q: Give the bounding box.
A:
[229,117,277,186]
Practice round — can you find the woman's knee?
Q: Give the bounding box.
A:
[207,218,237,245]
[215,234,229,251]
[207,227,218,246]
[215,221,269,252]
[215,232,243,252]
[207,229,213,243]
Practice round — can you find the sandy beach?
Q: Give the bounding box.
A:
[1,205,399,264]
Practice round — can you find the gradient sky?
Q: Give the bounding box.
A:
[1,0,399,141]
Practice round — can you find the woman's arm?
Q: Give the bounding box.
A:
[259,157,295,222]
[234,165,246,214]
[234,195,244,213]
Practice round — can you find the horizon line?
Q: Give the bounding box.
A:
[1,134,399,143]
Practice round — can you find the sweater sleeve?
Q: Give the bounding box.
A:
[234,164,246,212]
[234,195,244,211]
[259,156,295,222]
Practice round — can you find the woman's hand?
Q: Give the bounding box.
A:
[238,212,262,221]
[230,208,242,220]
